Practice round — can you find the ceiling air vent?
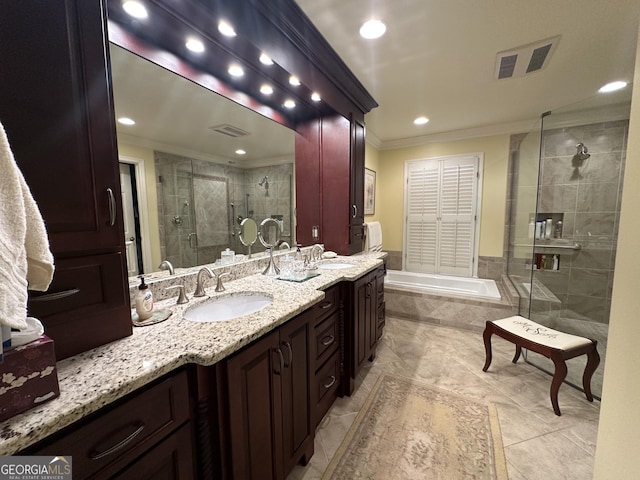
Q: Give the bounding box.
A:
[495,35,560,79]
[208,124,250,137]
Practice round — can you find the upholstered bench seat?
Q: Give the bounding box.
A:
[482,316,600,416]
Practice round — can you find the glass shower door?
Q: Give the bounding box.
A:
[517,99,630,398]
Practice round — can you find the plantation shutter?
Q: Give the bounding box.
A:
[404,155,479,276]
[405,161,439,273]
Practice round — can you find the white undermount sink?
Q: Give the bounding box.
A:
[318,262,356,270]
[184,293,272,322]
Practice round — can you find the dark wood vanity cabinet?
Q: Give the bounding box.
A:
[0,0,132,359]
[295,113,366,255]
[217,310,314,480]
[344,263,386,395]
[25,369,195,480]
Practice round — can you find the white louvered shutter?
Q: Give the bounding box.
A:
[405,161,439,273]
[404,155,479,276]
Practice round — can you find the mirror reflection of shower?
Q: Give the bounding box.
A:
[571,142,590,180]
[258,175,269,196]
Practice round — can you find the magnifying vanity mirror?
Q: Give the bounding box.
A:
[239,217,258,258]
[258,218,282,276]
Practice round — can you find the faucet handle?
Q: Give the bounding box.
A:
[215,272,230,292]
[165,285,189,304]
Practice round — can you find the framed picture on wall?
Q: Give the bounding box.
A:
[364,168,376,215]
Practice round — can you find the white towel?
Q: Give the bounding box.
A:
[364,221,383,252]
[0,122,54,330]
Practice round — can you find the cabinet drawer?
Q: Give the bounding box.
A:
[312,284,339,318]
[314,310,339,369]
[313,351,340,428]
[27,252,132,359]
[31,370,191,480]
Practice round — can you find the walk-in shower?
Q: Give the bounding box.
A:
[507,98,630,398]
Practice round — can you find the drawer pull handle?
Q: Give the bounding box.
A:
[274,348,284,375]
[90,423,145,460]
[283,341,293,368]
[321,335,334,346]
[30,289,80,302]
[107,187,116,227]
[319,301,333,309]
[323,376,337,389]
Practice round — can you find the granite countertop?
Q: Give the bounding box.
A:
[0,253,384,455]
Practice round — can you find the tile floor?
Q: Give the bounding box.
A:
[287,316,600,480]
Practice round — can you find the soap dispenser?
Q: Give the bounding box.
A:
[135,276,154,320]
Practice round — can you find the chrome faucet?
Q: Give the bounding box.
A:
[311,244,325,262]
[194,267,214,297]
[214,272,230,292]
[278,241,291,250]
[158,260,175,275]
[165,284,188,304]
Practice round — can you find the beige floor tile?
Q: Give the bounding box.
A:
[286,317,599,480]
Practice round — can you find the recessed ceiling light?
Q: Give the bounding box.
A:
[118,117,136,126]
[228,64,244,77]
[599,81,628,93]
[122,0,148,19]
[289,75,301,86]
[260,84,274,95]
[359,19,386,39]
[185,37,205,53]
[311,92,321,102]
[218,20,236,37]
[283,99,296,109]
[259,53,274,65]
[235,149,246,155]
[414,116,429,125]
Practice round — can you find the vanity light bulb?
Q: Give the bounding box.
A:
[185,38,205,53]
[289,75,301,86]
[218,20,237,37]
[122,0,148,19]
[260,84,274,95]
[259,53,274,65]
[228,64,244,77]
[283,99,296,109]
[311,92,321,102]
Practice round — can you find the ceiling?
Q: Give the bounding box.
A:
[112,0,639,161]
[295,0,639,147]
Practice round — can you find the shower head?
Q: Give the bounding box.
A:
[572,143,590,167]
[258,175,268,186]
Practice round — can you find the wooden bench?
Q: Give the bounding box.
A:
[482,316,600,416]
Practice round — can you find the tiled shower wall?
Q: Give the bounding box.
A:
[509,120,628,324]
[155,151,293,268]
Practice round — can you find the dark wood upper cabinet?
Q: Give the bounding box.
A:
[0,0,132,359]
[0,0,124,256]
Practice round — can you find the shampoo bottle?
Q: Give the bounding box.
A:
[135,276,154,320]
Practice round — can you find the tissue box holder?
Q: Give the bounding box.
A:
[0,335,60,422]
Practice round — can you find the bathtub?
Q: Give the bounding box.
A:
[384,270,501,301]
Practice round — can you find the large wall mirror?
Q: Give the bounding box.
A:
[110,44,295,277]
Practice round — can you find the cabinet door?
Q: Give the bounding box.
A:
[280,311,313,473]
[225,330,283,480]
[0,0,124,255]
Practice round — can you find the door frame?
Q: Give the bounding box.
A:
[119,155,153,274]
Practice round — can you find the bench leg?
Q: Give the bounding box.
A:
[550,355,568,416]
[482,327,493,372]
[582,345,601,402]
[512,345,522,364]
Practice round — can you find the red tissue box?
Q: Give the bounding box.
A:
[0,335,60,422]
